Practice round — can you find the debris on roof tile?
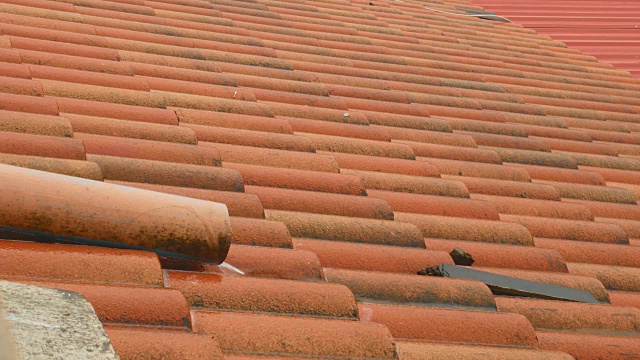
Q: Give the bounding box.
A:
[421,264,599,303]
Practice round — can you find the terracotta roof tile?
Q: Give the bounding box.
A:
[270,102,368,124]
[64,113,197,144]
[535,238,640,268]
[7,35,120,60]
[500,214,629,244]
[286,117,390,141]
[456,130,550,152]
[360,303,537,346]
[369,190,499,220]
[0,153,103,180]
[564,198,640,221]
[166,270,358,318]
[23,280,192,328]
[89,154,244,191]
[266,209,424,247]
[107,181,265,218]
[428,158,531,181]
[397,342,574,360]
[399,141,501,163]
[322,151,440,177]
[608,291,640,310]
[536,180,638,204]
[78,132,222,165]
[246,185,393,219]
[0,109,73,137]
[568,263,640,292]
[224,244,324,280]
[495,297,640,333]
[424,239,568,272]
[55,97,179,124]
[0,75,43,96]
[397,212,534,246]
[0,131,85,159]
[361,111,451,132]
[193,311,396,358]
[562,151,640,172]
[324,268,496,310]
[225,162,365,194]
[293,238,452,273]
[505,163,606,185]
[175,108,292,133]
[303,132,416,159]
[441,175,560,200]
[105,326,224,360]
[219,143,339,171]
[595,217,640,238]
[342,169,469,197]
[470,194,593,221]
[188,125,314,152]
[537,331,640,360]
[228,216,292,248]
[0,240,163,286]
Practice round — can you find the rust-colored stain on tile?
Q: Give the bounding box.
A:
[4,0,640,357]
